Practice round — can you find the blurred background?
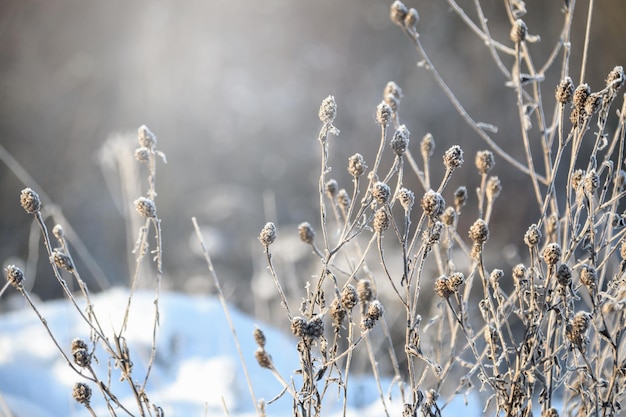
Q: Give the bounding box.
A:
[1,0,625,319]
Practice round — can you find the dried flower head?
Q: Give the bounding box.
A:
[372,182,391,205]
[615,170,626,191]
[435,276,453,299]
[512,264,527,281]
[306,315,324,339]
[606,66,625,91]
[72,382,92,405]
[542,408,559,417]
[469,219,489,245]
[524,223,542,247]
[510,19,528,43]
[134,147,150,163]
[555,77,574,105]
[475,150,495,175]
[337,189,351,212]
[330,298,346,329]
[390,125,410,156]
[348,153,367,177]
[73,347,91,368]
[325,179,338,198]
[5,265,24,289]
[373,207,390,233]
[291,316,307,338]
[556,263,572,286]
[298,222,315,244]
[390,1,409,28]
[573,83,591,110]
[542,243,562,266]
[420,133,435,160]
[357,279,374,304]
[443,145,464,170]
[571,169,584,191]
[579,264,597,290]
[384,81,403,102]
[441,206,456,226]
[341,284,358,310]
[71,338,88,353]
[404,8,419,31]
[20,188,41,214]
[620,240,626,261]
[319,95,337,124]
[254,327,266,348]
[138,125,156,148]
[52,224,65,241]
[421,190,445,218]
[361,300,384,330]
[134,197,157,218]
[448,272,465,291]
[486,176,502,201]
[583,169,599,196]
[490,269,504,286]
[397,187,415,212]
[454,186,468,210]
[584,92,603,115]
[255,348,272,369]
[566,311,592,348]
[428,221,443,246]
[376,101,393,126]
[259,222,277,246]
[52,249,74,272]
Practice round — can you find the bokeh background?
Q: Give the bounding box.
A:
[1,0,625,318]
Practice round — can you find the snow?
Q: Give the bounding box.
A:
[0,289,481,416]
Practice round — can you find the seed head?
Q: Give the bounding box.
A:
[20,188,41,214]
[306,315,324,339]
[72,382,92,405]
[134,147,150,163]
[573,83,591,110]
[5,265,24,289]
[255,348,272,369]
[361,300,384,330]
[397,187,415,212]
[434,276,453,299]
[53,249,74,272]
[390,1,409,28]
[253,327,266,348]
[373,207,390,233]
[606,66,625,91]
[52,224,65,241]
[138,125,156,148]
[443,145,464,170]
[341,284,358,310]
[71,338,88,353]
[512,264,527,281]
[319,95,337,124]
[441,206,456,226]
[556,264,572,286]
[486,176,502,201]
[73,348,91,368]
[454,186,468,210]
[357,279,373,304]
[542,408,559,417]
[584,93,603,116]
[134,197,157,218]
[325,179,338,198]
[448,272,465,291]
[404,8,419,31]
[290,316,307,338]
[469,219,489,244]
[583,169,599,196]
[421,190,445,218]
[390,125,410,156]
[490,269,504,286]
[579,264,597,290]
[259,222,277,246]
[420,133,435,160]
[555,77,574,105]
[298,222,316,244]
[571,169,584,191]
[475,150,495,175]
[330,298,346,329]
[620,240,626,260]
[428,221,443,245]
[524,223,542,247]
[376,101,392,126]
[337,189,351,211]
[384,81,403,102]
[348,153,367,177]
[510,19,528,43]
[542,243,562,266]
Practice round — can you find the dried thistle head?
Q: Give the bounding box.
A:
[134,197,157,218]
[138,125,157,148]
[72,382,92,405]
[542,243,562,266]
[469,219,489,245]
[372,182,391,205]
[330,298,346,329]
[376,101,392,126]
[390,125,410,156]
[384,81,403,102]
[341,284,358,311]
[72,347,91,368]
[319,95,337,125]
[52,249,74,272]
[348,153,367,177]
[510,19,528,43]
[579,264,597,290]
[475,150,495,175]
[290,316,307,338]
[420,133,435,160]
[253,327,266,348]
[421,190,445,218]
[486,176,502,201]
[52,224,65,241]
[512,264,527,285]
[573,83,591,110]
[606,66,625,91]
[566,311,592,348]
[255,348,272,369]
[434,276,453,299]
[325,179,338,198]
[404,8,419,31]
[454,186,468,210]
[571,169,584,191]
[584,92,603,116]
[71,338,88,353]
[357,279,374,305]
[259,222,277,246]
[5,265,24,289]
[20,188,41,215]
[361,300,384,330]
[556,263,572,287]
[390,1,409,28]
[336,189,351,212]
[448,272,465,292]
[373,207,390,233]
[298,222,316,245]
[443,145,464,170]
[542,408,559,417]
[489,269,504,287]
[397,187,415,212]
[306,315,325,340]
[524,223,542,248]
[441,206,456,226]
[555,77,574,105]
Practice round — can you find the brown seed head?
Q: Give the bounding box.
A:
[71,338,88,353]
[434,276,453,299]
[579,264,597,289]
[475,150,495,175]
[555,77,574,105]
[486,176,502,201]
[584,93,603,115]
[404,8,419,31]
[372,182,391,205]
[357,279,373,304]
[319,95,337,124]
[556,264,572,286]
[443,145,464,170]
[254,327,266,348]
[441,206,456,226]
[325,179,338,198]
[134,197,157,218]
[53,249,74,272]
[376,101,392,126]
[390,125,410,156]
[341,284,358,310]
[573,83,591,110]
[72,382,92,405]
[291,316,307,338]
[420,133,435,160]
[298,222,316,244]
[524,223,542,247]
[373,207,390,233]
[397,187,415,212]
[259,222,277,246]
[542,243,562,266]
[5,265,24,289]
[454,186,468,210]
[20,188,41,214]
[337,189,351,212]
[469,219,489,244]
[73,348,91,368]
[421,190,445,218]
[606,66,625,91]
[390,1,409,28]
[348,153,367,177]
[255,348,272,369]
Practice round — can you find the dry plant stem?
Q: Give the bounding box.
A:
[191,217,261,416]
[401,27,545,183]
[471,0,511,77]
[403,149,427,191]
[263,247,293,320]
[579,0,595,84]
[364,335,391,417]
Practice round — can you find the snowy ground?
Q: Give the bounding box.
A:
[0,289,481,417]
